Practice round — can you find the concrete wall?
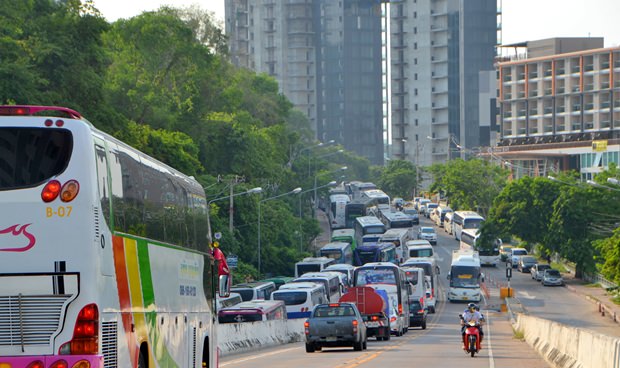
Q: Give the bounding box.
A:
[218,319,306,357]
[514,313,620,368]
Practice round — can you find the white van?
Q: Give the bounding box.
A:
[230,281,277,302]
[290,271,342,303]
[271,282,327,319]
[406,240,434,259]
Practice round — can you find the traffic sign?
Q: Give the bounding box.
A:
[227,255,238,268]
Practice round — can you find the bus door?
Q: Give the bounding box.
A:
[94,136,114,277]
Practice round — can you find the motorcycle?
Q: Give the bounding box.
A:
[460,316,482,357]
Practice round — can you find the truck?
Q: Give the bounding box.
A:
[339,286,391,340]
[304,302,367,352]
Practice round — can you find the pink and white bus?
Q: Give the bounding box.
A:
[0,106,226,368]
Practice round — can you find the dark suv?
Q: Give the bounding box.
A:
[409,300,427,329]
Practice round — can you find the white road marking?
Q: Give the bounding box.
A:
[220,346,300,366]
[518,291,536,299]
[487,312,495,368]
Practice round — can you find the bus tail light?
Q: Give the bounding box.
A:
[398,304,402,315]
[59,304,99,355]
[50,360,68,368]
[42,180,62,202]
[60,180,80,202]
[70,361,90,368]
[26,362,44,368]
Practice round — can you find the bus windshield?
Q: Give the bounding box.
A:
[450,266,480,288]
[463,218,483,229]
[272,292,307,305]
[355,268,396,286]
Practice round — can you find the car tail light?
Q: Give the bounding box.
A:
[390,316,397,323]
[42,180,62,202]
[371,315,379,321]
[304,321,310,335]
[352,320,358,334]
[60,180,80,202]
[398,304,402,315]
[59,304,99,355]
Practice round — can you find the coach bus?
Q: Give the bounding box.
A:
[353,216,386,247]
[328,193,350,229]
[344,197,377,228]
[452,211,485,241]
[0,106,224,368]
[460,229,500,267]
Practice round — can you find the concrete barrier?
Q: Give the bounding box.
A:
[513,313,620,368]
[218,319,306,357]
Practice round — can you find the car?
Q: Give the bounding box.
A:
[417,226,437,245]
[304,302,367,352]
[402,207,420,224]
[517,256,537,273]
[541,269,564,286]
[408,299,427,329]
[499,244,514,262]
[509,248,528,268]
[531,263,551,281]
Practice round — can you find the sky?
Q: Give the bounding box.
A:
[95,0,620,48]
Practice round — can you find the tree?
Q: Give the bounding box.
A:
[378,160,417,199]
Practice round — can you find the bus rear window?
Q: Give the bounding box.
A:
[0,128,72,190]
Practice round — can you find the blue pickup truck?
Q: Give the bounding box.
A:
[304,303,367,352]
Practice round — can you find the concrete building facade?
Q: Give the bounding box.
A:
[225,0,385,165]
[389,0,498,168]
[495,39,620,180]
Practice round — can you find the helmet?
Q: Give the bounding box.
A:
[467,303,476,312]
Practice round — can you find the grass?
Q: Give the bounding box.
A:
[584,283,601,288]
[550,262,568,273]
[612,295,620,305]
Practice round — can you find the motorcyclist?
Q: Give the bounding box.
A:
[460,303,485,348]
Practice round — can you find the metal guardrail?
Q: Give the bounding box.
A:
[583,272,619,290]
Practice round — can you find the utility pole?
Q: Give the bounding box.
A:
[229,175,244,232]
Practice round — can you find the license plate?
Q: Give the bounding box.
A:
[366,321,379,328]
[462,296,469,300]
[326,336,337,342]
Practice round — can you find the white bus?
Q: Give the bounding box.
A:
[452,211,485,241]
[460,229,500,267]
[328,193,350,229]
[0,106,222,368]
[294,257,336,277]
[361,189,391,210]
[353,216,386,247]
[447,249,483,302]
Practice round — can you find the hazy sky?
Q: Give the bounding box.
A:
[95,0,620,47]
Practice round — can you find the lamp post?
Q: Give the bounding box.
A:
[314,166,347,211]
[298,181,337,252]
[206,187,263,247]
[258,187,302,276]
[306,140,335,177]
[587,180,620,192]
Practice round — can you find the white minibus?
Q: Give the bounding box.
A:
[452,211,485,241]
[271,282,327,318]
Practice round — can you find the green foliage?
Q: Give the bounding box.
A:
[378,160,417,198]
[429,158,509,217]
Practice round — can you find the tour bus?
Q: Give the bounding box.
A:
[447,249,483,302]
[270,282,327,318]
[231,281,277,301]
[347,181,377,200]
[344,197,377,228]
[294,257,336,277]
[259,276,295,290]
[328,193,350,229]
[331,228,357,251]
[318,241,353,264]
[406,240,434,259]
[0,106,224,368]
[324,263,356,287]
[452,211,485,241]
[353,262,411,337]
[353,242,397,266]
[216,292,243,310]
[291,271,343,303]
[379,209,415,230]
[361,189,391,210]
[218,300,287,323]
[402,257,440,301]
[379,228,412,264]
[353,215,386,248]
[460,229,501,266]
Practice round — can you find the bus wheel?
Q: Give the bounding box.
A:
[138,351,147,368]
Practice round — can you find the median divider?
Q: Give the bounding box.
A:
[507,299,620,368]
[218,319,305,357]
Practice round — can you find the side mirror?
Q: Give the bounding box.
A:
[218,275,231,298]
[447,272,451,280]
[480,273,485,283]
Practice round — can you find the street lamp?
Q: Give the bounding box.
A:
[608,178,619,185]
[298,181,337,252]
[587,180,620,192]
[258,187,302,276]
[206,187,263,246]
[314,166,347,210]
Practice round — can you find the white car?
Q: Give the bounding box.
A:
[509,248,528,268]
[417,227,437,245]
[424,276,436,313]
